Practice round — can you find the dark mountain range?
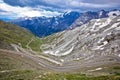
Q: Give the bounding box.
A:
[10,11,81,37]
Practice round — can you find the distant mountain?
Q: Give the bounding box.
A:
[70,10,120,29]
[10,10,120,37]
[10,11,81,37]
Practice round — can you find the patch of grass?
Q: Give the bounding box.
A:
[113,66,120,70]
[0,70,39,80]
[35,73,120,80]
[29,37,45,52]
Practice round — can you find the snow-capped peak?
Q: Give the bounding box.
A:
[108,10,120,17]
[64,11,72,15]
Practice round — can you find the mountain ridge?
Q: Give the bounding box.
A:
[9,9,120,37]
[70,9,120,29]
[10,11,81,37]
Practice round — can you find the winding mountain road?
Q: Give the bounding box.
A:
[0,44,120,72]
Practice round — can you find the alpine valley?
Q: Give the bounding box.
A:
[0,9,120,80]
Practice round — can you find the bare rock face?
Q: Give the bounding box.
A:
[70,10,120,29]
[41,16,120,61]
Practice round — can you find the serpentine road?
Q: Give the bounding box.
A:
[0,44,120,72]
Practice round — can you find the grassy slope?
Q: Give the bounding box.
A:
[35,73,120,80]
[0,20,47,79]
[0,20,44,52]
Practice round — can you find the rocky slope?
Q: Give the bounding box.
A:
[70,10,120,29]
[41,16,120,62]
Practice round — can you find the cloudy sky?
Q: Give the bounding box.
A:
[0,0,120,19]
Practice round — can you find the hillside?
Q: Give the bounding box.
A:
[0,20,47,80]
[0,20,44,52]
[41,16,120,73]
[42,16,120,58]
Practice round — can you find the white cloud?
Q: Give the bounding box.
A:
[0,0,119,19]
[39,0,119,9]
[0,2,61,18]
[69,1,115,8]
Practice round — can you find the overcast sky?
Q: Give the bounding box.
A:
[0,0,120,19]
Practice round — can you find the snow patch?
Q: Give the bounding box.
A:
[118,54,120,57]
[76,58,80,60]
[55,50,60,54]
[104,22,120,32]
[117,19,120,21]
[64,11,72,15]
[108,11,120,17]
[92,46,104,50]
[88,68,102,72]
[44,46,74,56]
[95,68,102,70]
[98,18,111,29]
[44,51,53,54]
[91,22,98,31]
[98,38,104,44]
[92,41,108,50]
[103,41,108,45]
[107,32,112,35]
[99,11,103,17]
[60,46,74,56]
[60,59,64,62]
[90,18,111,31]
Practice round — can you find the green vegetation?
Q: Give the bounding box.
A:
[29,37,44,52]
[0,71,120,80]
[0,20,32,48]
[0,20,45,52]
[113,66,120,70]
[36,73,120,80]
[0,70,39,80]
